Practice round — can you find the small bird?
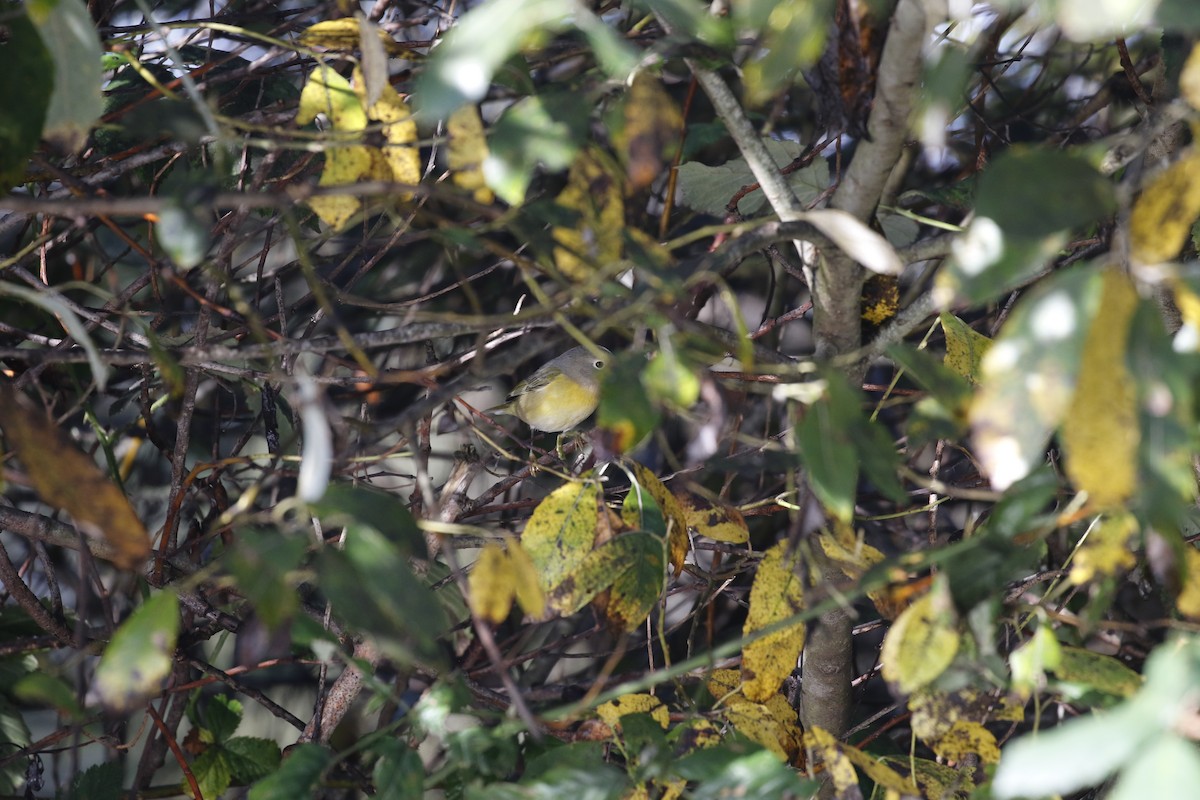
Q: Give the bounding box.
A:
[489,346,610,432]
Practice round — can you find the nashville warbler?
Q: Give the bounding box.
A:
[490,346,610,432]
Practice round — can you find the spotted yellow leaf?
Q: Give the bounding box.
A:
[725,700,799,762]
[941,313,991,384]
[678,492,749,544]
[596,693,669,731]
[1130,152,1200,265]
[620,72,682,191]
[521,479,600,593]
[298,17,409,54]
[929,719,1000,764]
[880,579,958,695]
[448,105,494,204]
[552,148,624,281]
[1060,268,1139,507]
[806,726,921,796]
[1069,512,1138,585]
[741,541,805,702]
[624,460,689,573]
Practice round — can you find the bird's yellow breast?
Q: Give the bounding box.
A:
[513,376,599,432]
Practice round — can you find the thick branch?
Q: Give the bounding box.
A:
[831,0,940,222]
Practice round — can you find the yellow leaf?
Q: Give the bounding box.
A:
[1051,645,1143,698]
[1069,512,1138,584]
[521,479,600,593]
[705,668,742,700]
[298,17,409,55]
[658,779,685,800]
[673,718,722,753]
[741,541,805,702]
[879,756,972,800]
[1060,268,1139,507]
[625,460,690,573]
[1181,42,1200,111]
[309,144,372,230]
[818,521,908,620]
[354,68,421,195]
[552,148,624,281]
[1173,278,1200,334]
[880,580,958,695]
[622,784,651,800]
[297,64,365,129]
[929,719,1000,764]
[1130,152,1200,265]
[549,532,663,629]
[620,72,682,191]
[297,65,373,230]
[508,540,546,618]
[861,274,899,326]
[678,493,749,544]
[818,519,885,574]
[941,313,991,384]
[596,693,670,730]
[448,105,494,204]
[0,385,151,570]
[803,727,861,794]
[468,543,516,623]
[817,730,922,797]
[725,701,796,761]
[1178,547,1200,619]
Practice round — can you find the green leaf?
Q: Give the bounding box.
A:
[597,352,661,455]
[1128,302,1200,527]
[155,203,211,270]
[676,138,829,216]
[521,763,629,800]
[190,748,233,800]
[980,465,1060,540]
[447,725,521,778]
[1108,733,1200,800]
[226,529,306,629]
[28,0,104,151]
[60,760,123,800]
[797,372,904,520]
[992,699,1147,798]
[522,742,607,783]
[797,382,858,522]
[0,9,53,189]
[94,591,180,711]
[678,747,816,799]
[248,743,331,800]
[969,266,1102,490]
[635,0,734,49]
[311,483,427,556]
[735,0,832,105]
[976,148,1115,240]
[485,91,589,205]
[202,695,244,744]
[224,737,284,784]
[0,696,31,795]
[415,0,631,120]
[12,672,83,719]
[370,739,425,800]
[316,529,447,665]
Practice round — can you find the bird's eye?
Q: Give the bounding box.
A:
[595,360,605,369]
